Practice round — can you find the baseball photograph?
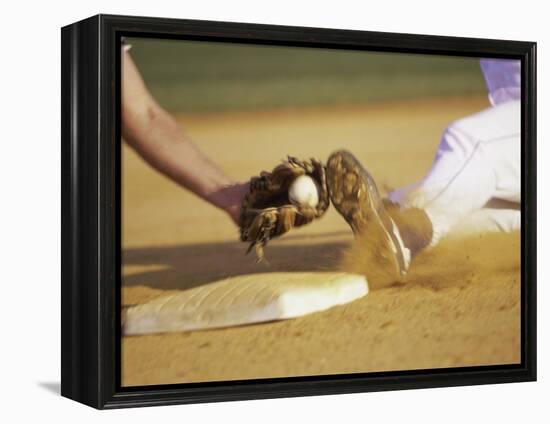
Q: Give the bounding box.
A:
[120,37,521,387]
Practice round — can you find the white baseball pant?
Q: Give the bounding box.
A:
[388,99,521,244]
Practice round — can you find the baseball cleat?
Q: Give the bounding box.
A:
[326,150,411,276]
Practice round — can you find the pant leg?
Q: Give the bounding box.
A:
[452,208,521,236]
[388,100,520,243]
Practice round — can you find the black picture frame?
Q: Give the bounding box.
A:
[61,14,537,409]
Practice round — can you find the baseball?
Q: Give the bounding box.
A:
[288,175,319,208]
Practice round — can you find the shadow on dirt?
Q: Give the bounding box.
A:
[123,231,351,292]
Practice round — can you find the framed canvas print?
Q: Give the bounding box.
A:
[61,14,536,409]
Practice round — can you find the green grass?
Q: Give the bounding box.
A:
[126,37,487,113]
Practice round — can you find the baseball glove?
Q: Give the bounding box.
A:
[239,156,330,261]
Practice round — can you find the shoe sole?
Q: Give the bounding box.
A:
[326,150,408,276]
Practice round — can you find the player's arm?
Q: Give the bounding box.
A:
[121,49,247,224]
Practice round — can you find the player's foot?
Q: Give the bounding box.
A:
[326,150,411,277]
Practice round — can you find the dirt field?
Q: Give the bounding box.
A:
[121,96,520,386]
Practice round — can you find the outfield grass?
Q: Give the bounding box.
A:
[126,37,486,113]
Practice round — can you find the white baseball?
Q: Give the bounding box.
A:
[288,175,319,208]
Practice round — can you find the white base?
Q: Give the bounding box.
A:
[123,272,368,335]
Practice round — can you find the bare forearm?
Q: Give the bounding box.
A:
[123,103,232,206]
[121,49,247,223]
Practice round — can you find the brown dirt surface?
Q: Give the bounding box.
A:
[122,96,520,386]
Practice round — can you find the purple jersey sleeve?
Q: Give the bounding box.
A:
[480,59,521,106]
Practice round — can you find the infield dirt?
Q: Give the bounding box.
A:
[122,96,520,386]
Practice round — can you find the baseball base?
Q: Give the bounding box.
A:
[123,272,368,335]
